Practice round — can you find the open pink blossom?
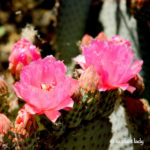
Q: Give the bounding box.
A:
[9,38,41,79]
[14,56,78,123]
[0,114,12,135]
[74,37,143,93]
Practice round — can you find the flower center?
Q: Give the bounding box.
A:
[40,82,56,91]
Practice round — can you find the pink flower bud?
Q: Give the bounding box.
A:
[95,32,107,41]
[81,34,93,47]
[0,114,12,136]
[79,66,100,93]
[80,32,107,49]
[15,106,38,136]
[9,38,41,79]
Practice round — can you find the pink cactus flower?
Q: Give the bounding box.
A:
[15,106,37,136]
[74,37,143,93]
[0,114,12,135]
[14,56,78,123]
[9,38,41,79]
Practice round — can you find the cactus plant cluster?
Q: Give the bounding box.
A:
[0,1,150,149]
[0,29,150,150]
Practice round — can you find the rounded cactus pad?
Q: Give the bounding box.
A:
[54,117,112,150]
[63,89,121,128]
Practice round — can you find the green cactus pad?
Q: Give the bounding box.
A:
[99,90,121,117]
[63,89,121,128]
[54,116,112,150]
[63,101,84,128]
[82,91,101,121]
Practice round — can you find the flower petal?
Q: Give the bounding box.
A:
[14,82,57,110]
[123,60,143,83]
[44,110,61,123]
[96,32,107,41]
[24,104,41,114]
[73,55,87,69]
[126,85,136,93]
[55,98,74,110]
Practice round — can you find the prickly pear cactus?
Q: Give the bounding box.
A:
[36,89,150,150]
[60,89,120,128]
[36,88,122,150]
[1,1,150,150]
